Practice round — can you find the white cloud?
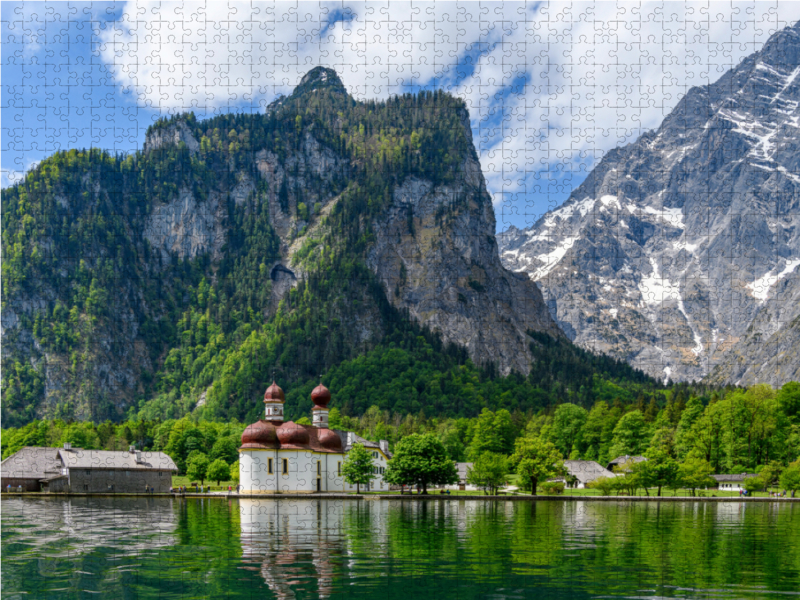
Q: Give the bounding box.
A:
[2,158,40,188]
[96,1,800,222]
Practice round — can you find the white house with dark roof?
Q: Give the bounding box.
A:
[711,473,751,492]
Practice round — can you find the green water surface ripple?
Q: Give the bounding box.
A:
[1,497,798,599]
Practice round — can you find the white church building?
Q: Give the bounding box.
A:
[239,381,391,494]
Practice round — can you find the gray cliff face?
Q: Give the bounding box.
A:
[498,22,800,386]
[144,187,228,262]
[367,156,561,376]
[142,121,200,154]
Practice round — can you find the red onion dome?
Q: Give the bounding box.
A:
[317,428,343,451]
[276,421,310,447]
[264,381,285,402]
[311,383,331,408]
[240,420,279,449]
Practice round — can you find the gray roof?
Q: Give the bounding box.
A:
[563,460,617,484]
[456,462,473,482]
[58,449,177,471]
[712,473,751,482]
[334,431,391,458]
[1,447,62,479]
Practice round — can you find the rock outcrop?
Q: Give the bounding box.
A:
[498,22,800,386]
[368,161,561,376]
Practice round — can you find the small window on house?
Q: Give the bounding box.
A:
[125,471,130,476]
[282,459,288,475]
[85,470,91,475]
[317,461,321,475]
[268,458,274,474]
[83,485,88,491]
[159,472,163,477]
[338,462,341,476]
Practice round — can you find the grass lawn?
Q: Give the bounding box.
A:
[172,475,238,492]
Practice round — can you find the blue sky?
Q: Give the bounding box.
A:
[4,1,800,231]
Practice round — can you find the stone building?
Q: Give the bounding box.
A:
[239,381,391,494]
[1,447,62,491]
[48,446,177,493]
[3,445,177,493]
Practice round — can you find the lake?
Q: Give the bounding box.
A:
[1,497,798,599]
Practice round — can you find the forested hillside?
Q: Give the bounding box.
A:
[1,67,665,427]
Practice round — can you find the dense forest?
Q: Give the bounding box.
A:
[4,382,799,482]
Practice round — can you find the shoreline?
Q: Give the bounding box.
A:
[4,492,798,502]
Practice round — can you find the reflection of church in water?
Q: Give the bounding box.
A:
[239,498,389,599]
[239,381,391,493]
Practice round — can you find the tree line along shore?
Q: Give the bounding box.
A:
[3,382,800,496]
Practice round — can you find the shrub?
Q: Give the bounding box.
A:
[540,481,565,495]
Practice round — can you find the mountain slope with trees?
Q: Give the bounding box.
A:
[2,67,658,427]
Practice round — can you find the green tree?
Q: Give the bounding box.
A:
[549,403,588,458]
[341,443,375,493]
[637,450,679,496]
[511,436,563,496]
[587,476,619,496]
[757,461,784,489]
[608,410,649,459]
[467,451,508,495]
[778,461,800,495]
[777,382,800,423]
[230,460,240,484]
[187,452,210,485]
[384,433,458,494]
[675,396,705,459]
[210,435,240,464]
[207,458,231,486]
[467,409,501,458]
[328,407,342,429]
[743,475,766,494]
[676,457,715,496]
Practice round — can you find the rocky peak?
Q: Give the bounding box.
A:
[498,20,800,386]
[292,67,347,97]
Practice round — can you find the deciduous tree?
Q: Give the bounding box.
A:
[467,451,508,495]
[187,452,210,485]
[675,457,715,496]
[207,458,231,486]
[384,433,457,494]
[511,436,563,495]
[341,443,375,493]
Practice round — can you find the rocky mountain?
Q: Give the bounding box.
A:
[498,22,800,386]
[2,67,571,425]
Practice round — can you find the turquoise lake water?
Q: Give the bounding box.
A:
[1,497,798,599]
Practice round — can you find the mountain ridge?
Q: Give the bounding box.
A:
[498,21,800,386]
[6,68,623,426]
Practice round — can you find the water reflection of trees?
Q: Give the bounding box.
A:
[238,499,800,599]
